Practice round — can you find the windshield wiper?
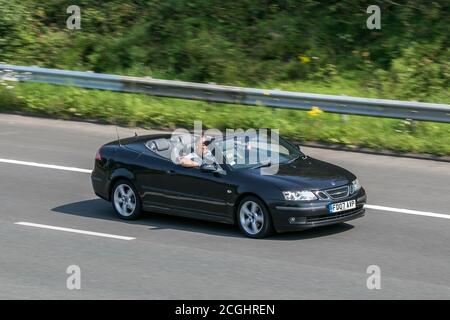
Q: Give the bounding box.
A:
[251,161,272,169]
[285,154,301,164]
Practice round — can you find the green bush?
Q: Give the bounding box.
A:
[2,0,449,93]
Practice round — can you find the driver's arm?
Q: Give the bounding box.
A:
[180,157,200,168]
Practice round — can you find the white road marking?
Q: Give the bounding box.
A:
[15,222,135,241]
[0,158,92,174]
[365,204,450,220]
[2,157,449,220]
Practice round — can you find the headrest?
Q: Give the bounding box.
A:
[177,134,193,146]
[153,138,170,151]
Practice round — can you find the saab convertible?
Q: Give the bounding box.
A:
[91,131,366,238]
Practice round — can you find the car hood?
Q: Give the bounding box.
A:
[247,156,356,190]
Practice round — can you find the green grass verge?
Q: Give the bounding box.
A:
[0,82,449,155]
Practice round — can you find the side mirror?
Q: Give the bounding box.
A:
[200,163,226,175]
[200,163,217,172]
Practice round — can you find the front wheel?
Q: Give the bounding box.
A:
[237,196,273,238]
[111,180,142,220]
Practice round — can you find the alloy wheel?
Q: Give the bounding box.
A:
[239,200,264,235]
[113,184,137,217]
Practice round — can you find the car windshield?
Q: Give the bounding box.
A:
[216,131,302,170]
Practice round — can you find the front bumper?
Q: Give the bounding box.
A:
[269,188,367,232]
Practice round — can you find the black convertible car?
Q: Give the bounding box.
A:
[91,131,366,238]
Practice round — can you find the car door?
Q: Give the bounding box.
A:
[162,165,232,219]
[134,152,176,210]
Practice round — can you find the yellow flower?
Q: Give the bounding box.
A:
[307,106,324,117]
[298,55,311,64]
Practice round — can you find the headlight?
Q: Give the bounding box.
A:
[283,190,317,201]
[351,179,361,193]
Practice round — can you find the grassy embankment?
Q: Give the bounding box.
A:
[1,78,448,156]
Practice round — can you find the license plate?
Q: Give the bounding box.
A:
[329,200,356,214]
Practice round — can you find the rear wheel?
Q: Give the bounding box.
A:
[237,196,273,238]
[111,180,142,220]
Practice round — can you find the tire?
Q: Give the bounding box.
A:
[111,179,142,220]
[237,196,273,238]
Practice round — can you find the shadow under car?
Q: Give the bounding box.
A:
[51,199,355,240]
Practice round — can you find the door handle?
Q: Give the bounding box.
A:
[166,169,176,175]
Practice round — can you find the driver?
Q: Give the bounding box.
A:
[179,136,216,168]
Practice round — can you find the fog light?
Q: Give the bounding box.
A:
[289,217,307,224]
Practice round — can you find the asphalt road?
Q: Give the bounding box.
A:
[1,113,449,299]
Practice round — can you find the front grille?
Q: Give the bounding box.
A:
[316,191,329,200]
[324,185,349,199]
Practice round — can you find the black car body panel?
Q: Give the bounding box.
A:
[91,133,366,233]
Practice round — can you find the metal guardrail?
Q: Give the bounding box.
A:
[1,64,449,123]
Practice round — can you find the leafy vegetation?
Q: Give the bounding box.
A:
[0,0,449,154]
